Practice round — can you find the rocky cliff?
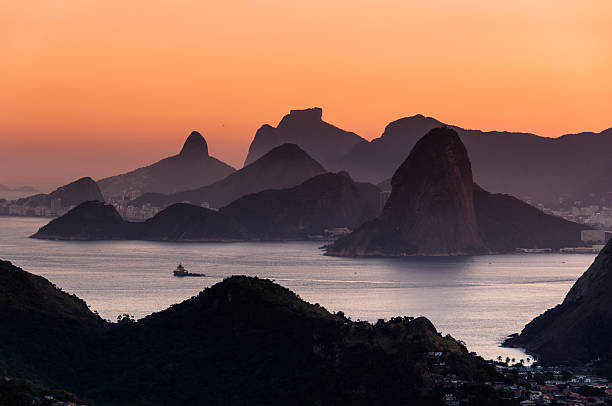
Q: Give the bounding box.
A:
[505,240,612,365]
[327,127,487,256]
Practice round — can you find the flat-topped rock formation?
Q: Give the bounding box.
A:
[244,107,366,169]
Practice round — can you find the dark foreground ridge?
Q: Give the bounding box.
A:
[0,259,505,405]
[505,239,612,375]
[327,128,588,257]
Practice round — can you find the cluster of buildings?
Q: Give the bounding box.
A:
[28,394,86,406]
[111,202,163,221]
[495,364,611,405]
[437,362,612,405]
[540,204,612,230]
[0,198,74,218]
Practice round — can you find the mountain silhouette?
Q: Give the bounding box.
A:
[131,143,327,208]
[32,201,251,242]
[221,171,381,239]
[33,172,380,242]
[244,107,366,169]
[245,111,612,205]
[328,127,487,256]
[15,177,103,208]
[97,131,235,199]
[0,260,502,405]
[505,239,612,367]
[328,128,589,257]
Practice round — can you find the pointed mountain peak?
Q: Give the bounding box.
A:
[180,131,209,158]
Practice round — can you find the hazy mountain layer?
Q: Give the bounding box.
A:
[15,177,103,208]
[131,143,327,208]
[245,109,612,204]
[33,172,381,242]
[97,131,235,199]
[243,107,366,169]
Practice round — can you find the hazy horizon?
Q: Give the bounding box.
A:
[2,1,611,190]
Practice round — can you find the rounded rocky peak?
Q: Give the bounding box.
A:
[392,127,469,187]
[265,143,307,158]
[180,131,209,158]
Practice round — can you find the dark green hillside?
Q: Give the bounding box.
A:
[0,261,501,405]
[0,260,105,390]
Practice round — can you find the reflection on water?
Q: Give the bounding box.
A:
[0,216,596,362]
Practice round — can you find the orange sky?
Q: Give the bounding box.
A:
[1,0,611,191]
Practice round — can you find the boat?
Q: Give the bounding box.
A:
[173,263,205,277]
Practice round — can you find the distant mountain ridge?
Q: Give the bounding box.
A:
[245,110,612,205]
[33,171,381,241]
[327,128,589,257]
[97,131,235,199]
[131,143,327,208]
[244,107,366,169]
[0,184,35,192]
[15,177,103,208]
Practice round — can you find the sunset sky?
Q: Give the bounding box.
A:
[1,0,611,191]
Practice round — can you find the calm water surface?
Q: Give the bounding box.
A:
[0,216,596,362]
